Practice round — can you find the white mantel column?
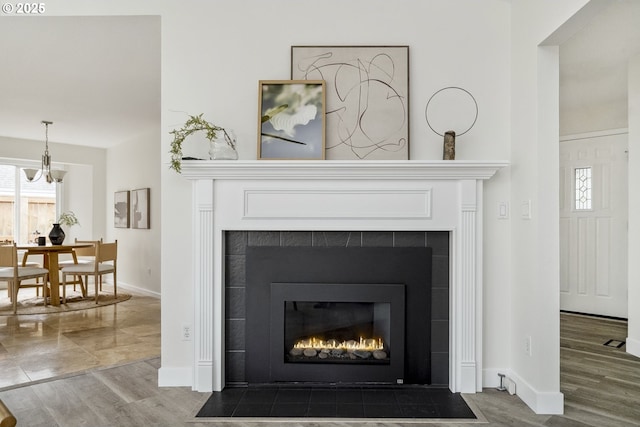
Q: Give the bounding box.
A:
[454,179,483,393]
[192,179,214,391]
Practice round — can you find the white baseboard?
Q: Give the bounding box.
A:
[0,279,160,299]
[97,277,160,298]
[158,366,193,387]
[508,370,564,414]
[627,337,640,358]
[117,281,161,298]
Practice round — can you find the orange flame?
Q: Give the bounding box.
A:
[293,337,384,351]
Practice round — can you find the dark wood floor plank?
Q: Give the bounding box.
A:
[0,386,58,427]
[560,313,640,426]
[32,378,103,426]
[91,357,159,403]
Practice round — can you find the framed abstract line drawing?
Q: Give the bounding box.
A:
[131,188,150,229]
[114,191,129,228]
[291,46,409,160]
[258,80,325,160]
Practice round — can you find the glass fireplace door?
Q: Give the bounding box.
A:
[285,301,392,364]
[266,282,405,384]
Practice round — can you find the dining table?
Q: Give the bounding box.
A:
[17,243,92,306]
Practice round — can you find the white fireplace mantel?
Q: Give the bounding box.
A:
[180,159,507,180]
[181,159,508,393]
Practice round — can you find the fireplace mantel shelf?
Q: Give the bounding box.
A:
[180,159,509,181]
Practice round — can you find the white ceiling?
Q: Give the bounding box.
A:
[0,4,638,149]
[0,15,160,149]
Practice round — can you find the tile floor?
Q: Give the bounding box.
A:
[196,385,477,419]
[0,287,160,390]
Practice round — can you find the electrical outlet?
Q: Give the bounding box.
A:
[182,323,192,341]
[525,336,532,356]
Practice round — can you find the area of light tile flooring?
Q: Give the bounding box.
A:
[0,287,160,389]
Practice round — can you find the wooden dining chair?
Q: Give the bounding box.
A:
[60,240,117,304]
[58,238,103,267]
[20,250,45,295]
[58,238,103,296]
[0,243,50,313]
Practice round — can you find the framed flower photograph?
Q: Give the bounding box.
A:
[114,191,129,228]
[257,80,325,160]
[291,46,409,160]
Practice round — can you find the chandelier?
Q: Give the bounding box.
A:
[22,120,66,184]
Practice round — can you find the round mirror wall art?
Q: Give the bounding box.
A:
[425,86,478,160]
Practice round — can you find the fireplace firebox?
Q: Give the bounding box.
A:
[270,282,405,383]
[245,246,432,385]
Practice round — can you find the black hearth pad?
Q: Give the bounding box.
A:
[196,385,476,419]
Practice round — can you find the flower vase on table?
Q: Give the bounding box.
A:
[48,224,65,245]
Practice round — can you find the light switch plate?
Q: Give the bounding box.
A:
[498,202,509,219]
[521,200,532,220]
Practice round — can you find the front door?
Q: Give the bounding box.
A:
[559,132,628,318]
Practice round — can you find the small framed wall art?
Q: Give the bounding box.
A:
[131,188,150,229]
[291,46,409,160]
[114,191,130,228]
[257,80,325,160]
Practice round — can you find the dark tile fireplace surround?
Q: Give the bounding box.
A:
[224,230,450,386]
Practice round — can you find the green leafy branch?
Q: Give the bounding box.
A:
[169,114,235,173]
[57,211,79,227]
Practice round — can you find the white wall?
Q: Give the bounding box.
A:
[103,13,161,297]
[158,0,514,392]
[509,0,590,414]
[106,127,161,296]
[62,163,94,242]
[558,1,638,136]
[627,53,640,357]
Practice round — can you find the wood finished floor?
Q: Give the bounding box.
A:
[559,312,640,426]
[1,300,639,426]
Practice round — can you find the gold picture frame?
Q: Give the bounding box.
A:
[257,80,325,160]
